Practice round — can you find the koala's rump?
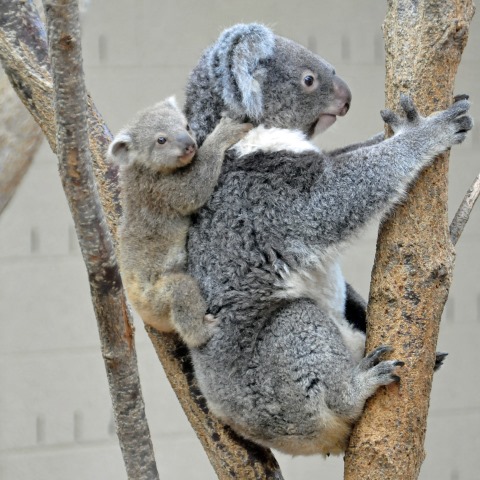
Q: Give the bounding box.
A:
[190,299,356,455]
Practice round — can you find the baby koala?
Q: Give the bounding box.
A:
[108,97,251,347]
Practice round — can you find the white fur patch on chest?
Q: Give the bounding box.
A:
[231,125,320,157]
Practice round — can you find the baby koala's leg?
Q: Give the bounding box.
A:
[155,273,217,348]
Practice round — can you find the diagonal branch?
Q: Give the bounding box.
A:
[41,0,158,478]
[1,1,282,478]
[0,75,43,215]
[450,171,480,245]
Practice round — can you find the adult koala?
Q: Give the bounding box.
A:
[183,24,472,455]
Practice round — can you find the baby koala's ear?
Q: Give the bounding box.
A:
[164,96,179,110]
[209,23,275,121]
[107,131,133,165]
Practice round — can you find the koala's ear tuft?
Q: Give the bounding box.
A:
[209,23,275,121]
[107,131,133,166]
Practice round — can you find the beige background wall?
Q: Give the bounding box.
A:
[1,1,479,479]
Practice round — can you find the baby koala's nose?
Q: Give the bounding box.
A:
[176,133,197,155]
[184,143,196,155]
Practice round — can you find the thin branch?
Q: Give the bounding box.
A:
[450,171,480,245]
[42,1,158,478]
[0,75,43,215]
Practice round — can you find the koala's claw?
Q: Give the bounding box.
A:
[442,98,470,121]
[359,345,393,370]
[358,346,404,386]
[434,352,448,371]
[370,359,405,386]
[454,93,469,103]
[399,94,420,123]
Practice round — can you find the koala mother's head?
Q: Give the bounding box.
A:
[185,23,351,145]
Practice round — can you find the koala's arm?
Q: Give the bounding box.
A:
[327,132,384,157]
[169,118,252,214]
[277,96,472,247]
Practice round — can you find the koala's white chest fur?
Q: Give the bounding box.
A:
[231,125,320,156]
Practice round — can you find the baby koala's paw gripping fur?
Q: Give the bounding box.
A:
[210,117,253,150]
[357,345,404,386]
[381,94,473,151]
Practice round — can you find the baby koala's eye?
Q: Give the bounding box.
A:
[304,75,315,87]
[157,137,167,145]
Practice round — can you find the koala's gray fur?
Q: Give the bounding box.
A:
[181,24,472,455]
[108,97,251,348]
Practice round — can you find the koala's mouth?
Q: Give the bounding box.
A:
[178,150,196,166]
[314,114,338,135]
[309,114,337,137]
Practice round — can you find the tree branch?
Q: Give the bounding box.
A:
[0,1,282,478]
[42,1,158,478]
[450,171,480,245]
[0,75,42,215]
[344,1,475,479]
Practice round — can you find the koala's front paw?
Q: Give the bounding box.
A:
[381,94,473,149]
[216,117,253,148]
[358,345,404,386]
[381,95,420,134]
[430,95,473,146]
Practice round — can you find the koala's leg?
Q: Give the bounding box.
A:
[327,346,404,421]
[153,273,215,348]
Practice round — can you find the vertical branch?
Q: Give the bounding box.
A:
[344,1,475,479]
[42,1,159,478]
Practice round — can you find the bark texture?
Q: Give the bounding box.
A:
[344,2,475,479]
[42,1,158,478]
[0,1,282,478]
[0,75,43,215]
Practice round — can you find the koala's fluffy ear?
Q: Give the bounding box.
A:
[209,23,275,121]
[107,131,133,165]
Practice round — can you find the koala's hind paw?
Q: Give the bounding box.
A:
[358,345,393,370]
[358,345,404,386]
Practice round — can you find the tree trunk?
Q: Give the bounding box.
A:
[42,1,159,478]
[344,2,475,479]
[0,75,43,215]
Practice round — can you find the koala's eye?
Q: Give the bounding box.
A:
[157,137,167,145]
[304,75,315,87]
